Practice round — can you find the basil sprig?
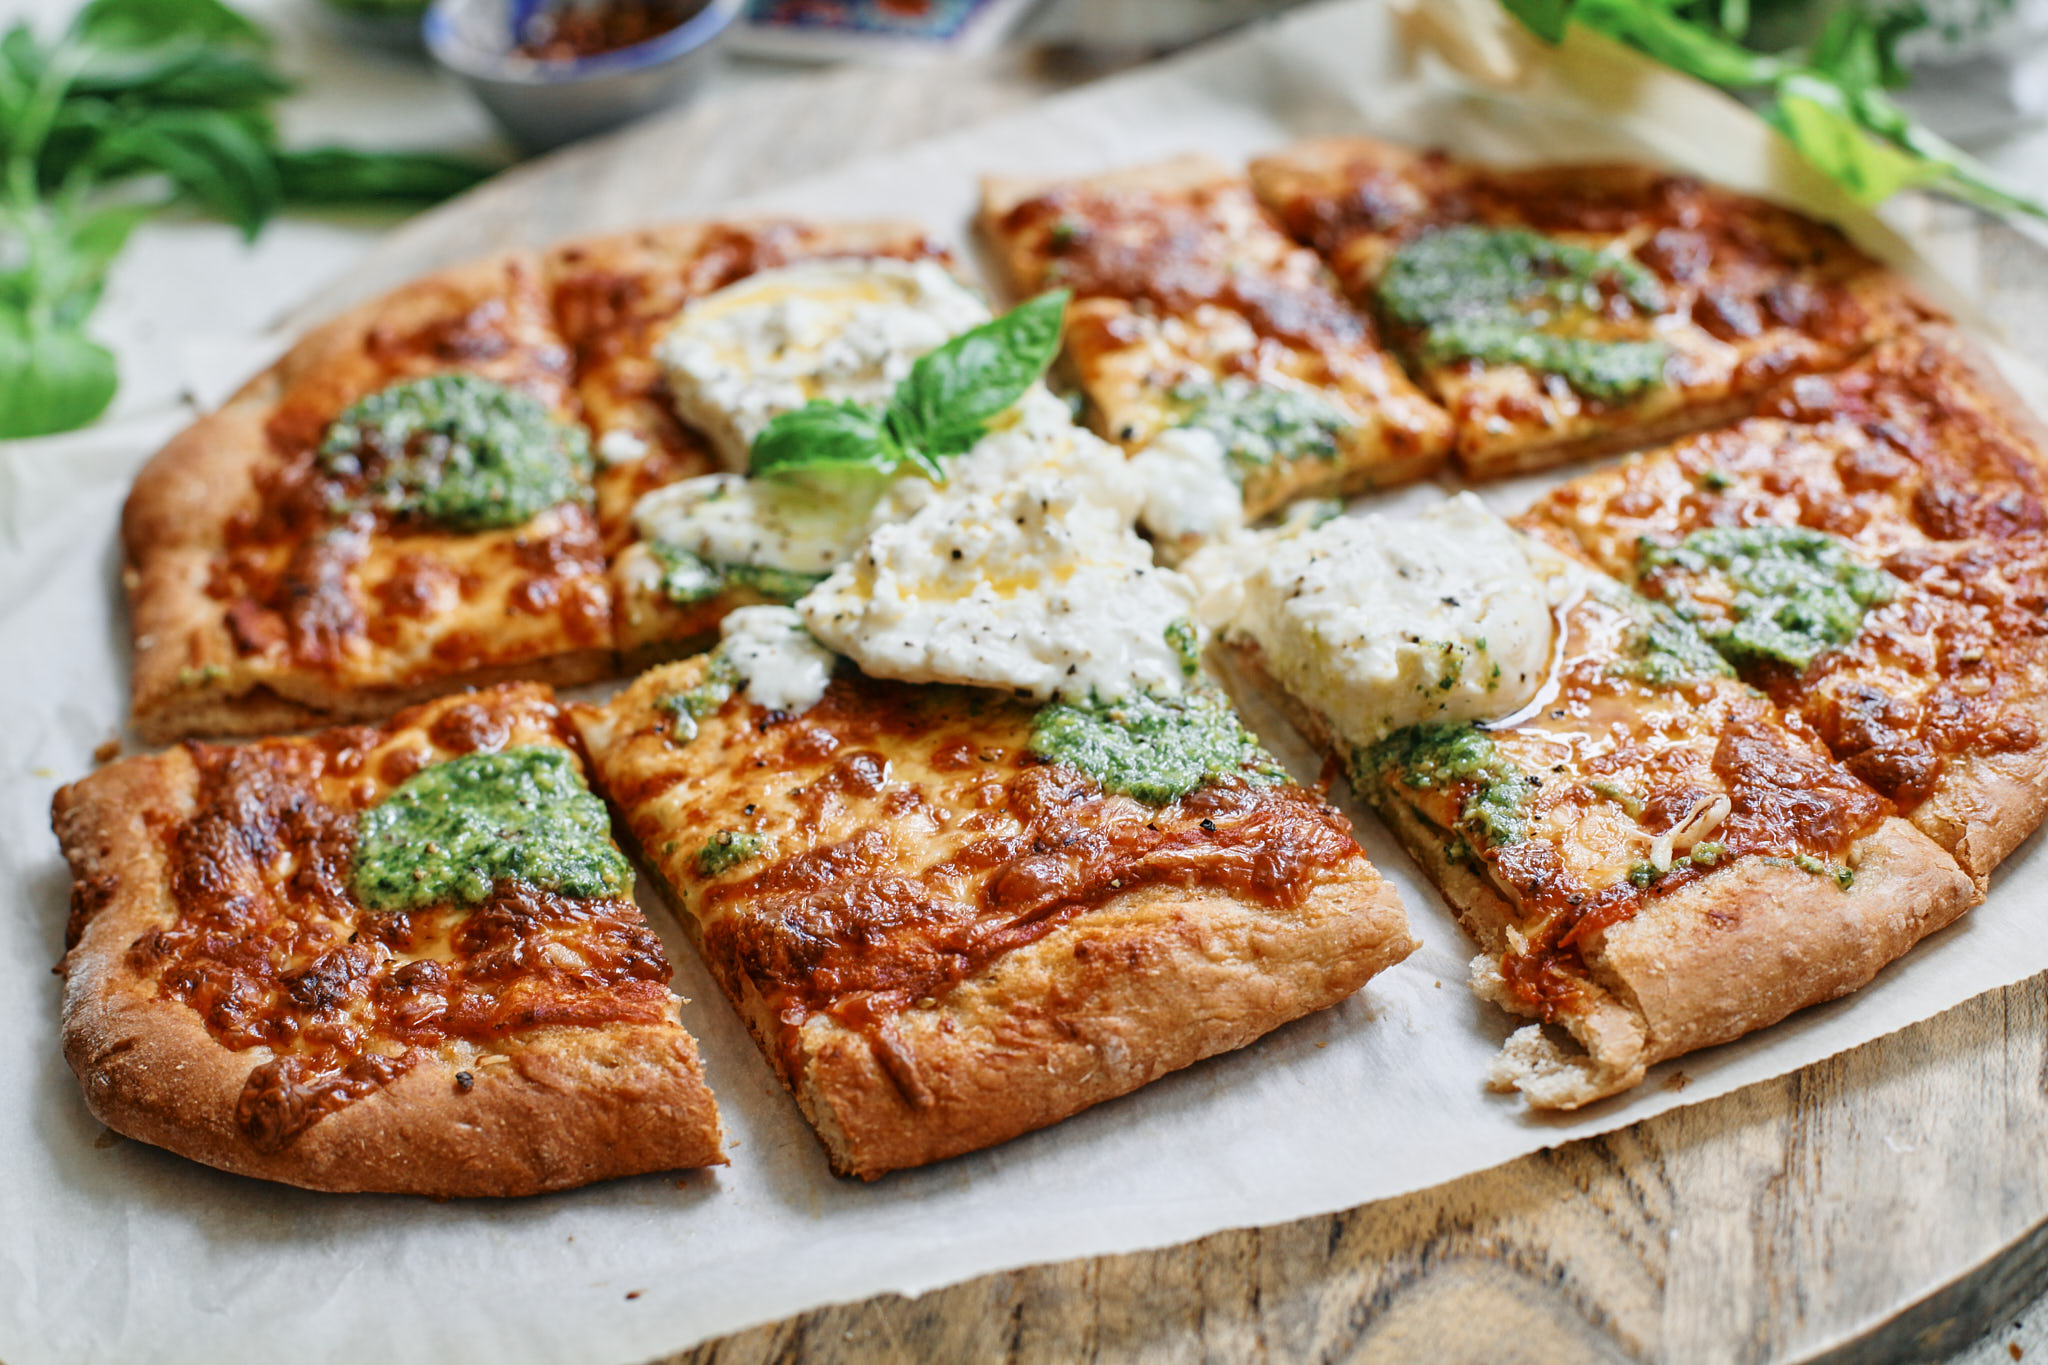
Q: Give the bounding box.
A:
[748,289,1070,481]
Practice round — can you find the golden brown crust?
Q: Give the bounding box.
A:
[52,690,724,1195]
[124,252,614,744]
[127,219,956,744]
[574,657,1415,1179]
[978,157,1452,528]
[1248,136,1942,479]
[542,217,953,547]
[1517,327,2048,886]
[1221,623,1977,1110]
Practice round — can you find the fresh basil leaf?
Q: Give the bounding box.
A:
[0,314,118,438]
[1574,0,1787,85]
[73,49,292,107]
[1502,0,1577,43]
[71,0,268,51]
[1775,72,2046,219]
[1771,77,1932,205]
[276,147,495,205]
[90,108,281,236]
[1497,0,2046,223]
[885,288,1068,462]
[0,24,42,109]
[749,401,905,479]
[22,203,153,328]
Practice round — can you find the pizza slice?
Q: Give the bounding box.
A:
[575,388,1415,1178]
[1247,137,1940,479]
[51,683,722,1195]
[541,217,950,549]
[1201,495,1977,1107]
[127,253,615,743]
[979,155,1453,555]
[1519,327,2048,882]
[543,226,988,658]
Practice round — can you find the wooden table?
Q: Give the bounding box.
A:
[304,50,2048,1365]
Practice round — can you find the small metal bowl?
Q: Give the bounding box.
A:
[425,0,741,154]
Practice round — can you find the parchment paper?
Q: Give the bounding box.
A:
[4,4,2047,1362]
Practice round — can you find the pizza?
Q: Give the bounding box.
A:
[1247,137,1940,479]
[126,252,616,744]
[543,218,947,545]
[51,683,722,1195]
[1203,495,1977,1106]
[572,636,1414,1179]
[125,220,961,745]
[979,155,1453,554]
[1519,327,2048,883]
[561,238,989,660]
[87,125,2048,1185]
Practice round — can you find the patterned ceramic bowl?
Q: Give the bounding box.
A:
[426,0,742,153]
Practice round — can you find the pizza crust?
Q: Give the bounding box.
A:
[645,839,1413,1181]
[1248,136,1942,480]
[1515,327,2048,888]
[1219,634,1979,1109]
[125,252,615,745]
[575,658,1416,1179]
[979,156,1452,528]
[52,720,725,1196]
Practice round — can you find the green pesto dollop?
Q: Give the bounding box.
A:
[1599,585,1735,688]
[1636,526,1896,671]
[320,374,592,532]
[352,747,630,912]
[1377,225,1671,403]
[1168,380,1353,474]
[648,542,826,608]
[1164,617,1202,680]
[1361,721,1536,849]
[698,829,769,877]
[657,650,741,742]
[1029,688,1284,805]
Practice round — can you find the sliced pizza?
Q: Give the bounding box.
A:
[1519,327,2048,882]
[126,253,615,743]
[544,227,987,659]
[1247,137,1939,479]
[540,217,950,548]
[51,683,722,1195]
[1202,495,1977,1107]
[573,615,1414,1179]
[979,155,1453,555]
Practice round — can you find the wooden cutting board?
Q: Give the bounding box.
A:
[302,48,2048,1365]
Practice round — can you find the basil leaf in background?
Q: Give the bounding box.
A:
[885,288,1070,463]
[1499,0,2046,221]
[88,108,282,236]
[1502,0,1577,43]
[749,401,906,479]
[1772,77,1933,204]
[276,147,493,204]
[1572,0,1787,85]
[0,316,119,437]
[0,0,500,438]
[71,0,269,50]
[71,49,293,106]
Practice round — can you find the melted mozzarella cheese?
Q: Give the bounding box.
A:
[798,424,1192,703]
[596,428,650,466]
[1128,425,1246,547]
[633,471,882,575]
[626,386,1121,590]
[720,606,837,714]
[1223,493,1570,747]
[656,258,989,470]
